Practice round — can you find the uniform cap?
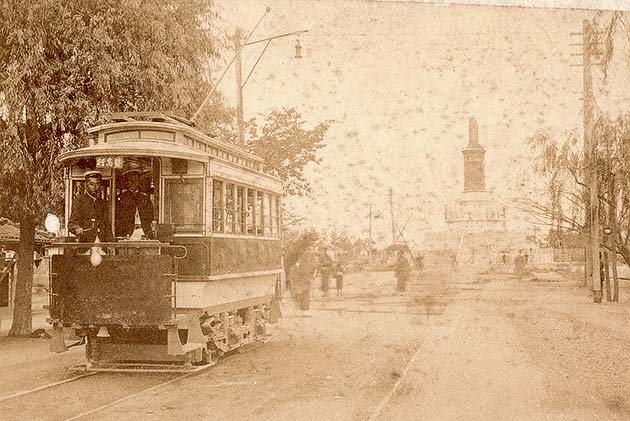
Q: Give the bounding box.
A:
[84,170,103,180]
[123,168,142,176]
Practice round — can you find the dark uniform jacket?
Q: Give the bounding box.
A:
[115,190,154,238]
[68,193,114,243]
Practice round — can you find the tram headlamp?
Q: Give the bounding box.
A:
[44,213,61,235]
[90,246,103,267]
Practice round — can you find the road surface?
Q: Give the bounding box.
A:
[0,270,629,420]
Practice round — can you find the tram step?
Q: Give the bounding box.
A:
[182,342,205,353]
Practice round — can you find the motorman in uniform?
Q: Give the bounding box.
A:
[68,170,114,243]
[115,169,155,239]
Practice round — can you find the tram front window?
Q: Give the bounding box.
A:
[164,178,204,233]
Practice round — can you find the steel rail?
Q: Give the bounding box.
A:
[0,372,98,404]
[64,339,268,420]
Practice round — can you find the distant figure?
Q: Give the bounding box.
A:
[333,262,345,297]
[395,251,410,292]
[68,170,114,243]
[319,247,333,297]
[289,245,317,312]
[451,253,457,270]
[415,254,424,271]
[524,251,530,264]
[514,250,526,279]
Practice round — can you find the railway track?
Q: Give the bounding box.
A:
[0,372,98,404]
[0,340,267,420]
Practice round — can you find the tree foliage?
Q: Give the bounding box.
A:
[524,114,630,269]
[245,108,329,196]
[518,128,585,233]
[0,0,221,335]
[593,11,630,80]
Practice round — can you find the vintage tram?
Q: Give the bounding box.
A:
[47,112,284,372]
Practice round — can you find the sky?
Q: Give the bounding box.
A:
[211,0,630,247]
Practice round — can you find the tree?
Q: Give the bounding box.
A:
[523,114,630,302]
[246,108,329,196]
[516,128,585,234]
[0,0,221,335]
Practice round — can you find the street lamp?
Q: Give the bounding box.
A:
[294,39,302,59]
[189,6,308,143]
[236,29,309,143]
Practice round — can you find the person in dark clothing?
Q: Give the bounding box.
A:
[319,247,333,297]
[514,250,526,279]
[289,246,317,312]
[68,171,114,243]
[115,169,155,239]
[395,251,410,292]
[333,262,345,297]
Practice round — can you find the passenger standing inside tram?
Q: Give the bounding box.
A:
[68,171,114,243]
[115,169,155,239]
[319,247,333,298]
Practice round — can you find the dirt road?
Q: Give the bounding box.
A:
[0,270,629,420]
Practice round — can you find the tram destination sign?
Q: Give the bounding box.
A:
[96,156,124,169]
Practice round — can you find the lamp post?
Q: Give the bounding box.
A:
[190,6,308,128]
[235,28,309,144]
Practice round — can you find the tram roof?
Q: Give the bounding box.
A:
[59,113,283,185]
[85,112,264,164]
[59,139,209,163]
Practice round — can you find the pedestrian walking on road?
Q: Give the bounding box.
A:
[514,250,526,279]
[395,251,410,292]
[333,262,345,297]
[319,247,333,298]
[288,245,317,313]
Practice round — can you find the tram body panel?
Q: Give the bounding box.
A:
[51,254,173,326]
[176,271,281,310]
[170,236,282,276]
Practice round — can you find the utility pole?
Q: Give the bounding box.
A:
[234,28,245,145]
[389,188,396,246]
[368,204,373,265]
[582,20,602,302]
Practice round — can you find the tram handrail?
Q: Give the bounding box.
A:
[44,242,188,259]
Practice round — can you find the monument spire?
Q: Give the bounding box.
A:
[468,117,480,147]
[463,117,485,192]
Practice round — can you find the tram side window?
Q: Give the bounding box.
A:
[271,196,280,237]
[212,180,224,232]
[164,178,204,233]
[225,183,234,234]
[264,193,272,236]
[237,186,246,234]
[247,189,255,235]
[256,191,264,235]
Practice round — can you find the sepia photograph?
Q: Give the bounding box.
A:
[1,0,630,419]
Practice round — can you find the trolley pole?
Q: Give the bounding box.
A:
[368,204,373,265]
[389,188,396,246]
[235,28,245,145]
[582,20,602,302]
